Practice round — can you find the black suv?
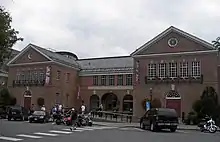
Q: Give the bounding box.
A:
[7,105,29,121]
[140,108,179,132]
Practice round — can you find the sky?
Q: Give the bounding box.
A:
[1,0,220,58]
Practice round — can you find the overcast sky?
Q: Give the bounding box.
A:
[1,0,220,58]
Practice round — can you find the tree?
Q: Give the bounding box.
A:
[193,86,219,120]
[0,87,12,106]
[212,37,220,50]
[0,6,23,64]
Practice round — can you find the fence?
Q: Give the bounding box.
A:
[90,110,133,123]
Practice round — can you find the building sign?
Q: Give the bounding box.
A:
[146,101,150,111]
[45,66,51,86]
[135,60,140,85]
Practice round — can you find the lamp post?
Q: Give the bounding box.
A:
[149,88,153,106]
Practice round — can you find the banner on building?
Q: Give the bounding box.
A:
[135,60,140,85]
[45,66,51,86]
[77,85,81,99]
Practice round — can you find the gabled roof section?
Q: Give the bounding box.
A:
[77,56,133,74]
[130,26,214,56]
[7,43,80,69]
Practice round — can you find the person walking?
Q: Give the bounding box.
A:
[70,108,78,131]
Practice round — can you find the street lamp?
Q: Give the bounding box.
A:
[149,88,153,103]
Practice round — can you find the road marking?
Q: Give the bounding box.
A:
[75,127,95,131]
[62,128,84,132]
[34,132,58,136]
[16,134,42,139]
[49,130,72,134]
[0,136,23,141]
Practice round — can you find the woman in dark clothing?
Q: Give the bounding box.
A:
[70,108,78,131]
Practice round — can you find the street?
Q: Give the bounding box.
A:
[0,119,219,142]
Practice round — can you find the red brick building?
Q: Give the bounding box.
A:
[7,26,220,118]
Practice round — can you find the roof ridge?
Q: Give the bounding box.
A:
[78,55,131,61]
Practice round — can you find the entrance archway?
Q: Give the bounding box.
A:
[23,90,32,110]
[165,90,181,117]
[90,95,100,110]
[123,95,133,112]
[101,93,118,111]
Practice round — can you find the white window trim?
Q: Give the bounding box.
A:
[180,62,188,78]
[158,63,166,78]
[192,61,201,77]
[169,62,177,78]
[148,63,156,78]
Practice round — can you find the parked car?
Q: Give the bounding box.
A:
[7,105,29,121]
[29,111,49,123]
[140,108,179,132]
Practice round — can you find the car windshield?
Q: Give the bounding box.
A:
[33,111,45,115]
[157,108,177,117]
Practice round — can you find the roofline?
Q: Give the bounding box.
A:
[133,49,217,58]
[78,55,131,61]
[7,44,53,66]
[130,26,214,56]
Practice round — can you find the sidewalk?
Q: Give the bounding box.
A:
[93,121,220,131]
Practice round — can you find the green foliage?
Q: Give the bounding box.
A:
[212,37,220,50]
[0,87,11,106]
[0,6,23,64]
[193,86,220,120]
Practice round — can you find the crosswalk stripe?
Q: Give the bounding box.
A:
[62,128,84,132]
[49,130,72,134]
[75,127,95,131]
[34,132,58,136]
[0,136,23,141]
[16,134,42,139]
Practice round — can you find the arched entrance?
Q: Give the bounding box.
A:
[101,93,118,111]
[123,95,133,112]
[23,90,32,110]
[90,95,100,110]
[165,90,181,117]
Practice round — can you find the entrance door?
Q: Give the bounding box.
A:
[24,97,31,110]
[166,99,181,117]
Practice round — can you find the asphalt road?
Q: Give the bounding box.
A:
[0,119,219,142]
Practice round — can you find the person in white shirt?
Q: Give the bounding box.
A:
[41,105,46,111]
[81,105,86,115]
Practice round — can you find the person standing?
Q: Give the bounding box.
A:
[70,108,78,131]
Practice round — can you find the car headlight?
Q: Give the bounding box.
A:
[40,116,44,119]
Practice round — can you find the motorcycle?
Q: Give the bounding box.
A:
[55,113,63,125]
[198,116,218,133]
[63,114,72,126]
[77,113,93,127]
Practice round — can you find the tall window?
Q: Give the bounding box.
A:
[117,75,123,85]
[20,71,25,80]
[192,61,201,77]
[148,64,156,78]
[100,75,106,86]
[16,71,21,81]
[93,76,98,85]
[158,63,166,78]
[169,62,177,78]
[66,73,70,82]
[33,70,38,81]
[180,62,188,77]
[126,74,132,86]
[39,70,45,81]
[56,70,61,80]
[108,75,115,86]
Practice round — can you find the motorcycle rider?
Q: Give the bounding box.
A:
[70,108,78,131]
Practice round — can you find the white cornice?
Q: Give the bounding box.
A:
[132,50,217,58]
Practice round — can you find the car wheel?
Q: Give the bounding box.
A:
[140,122,145,129]
[170,128,177,132]
[150,122,156,132]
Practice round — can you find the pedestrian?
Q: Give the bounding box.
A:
[70,108,78,131]
[81,104,86,115]
[41,105,46,111]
